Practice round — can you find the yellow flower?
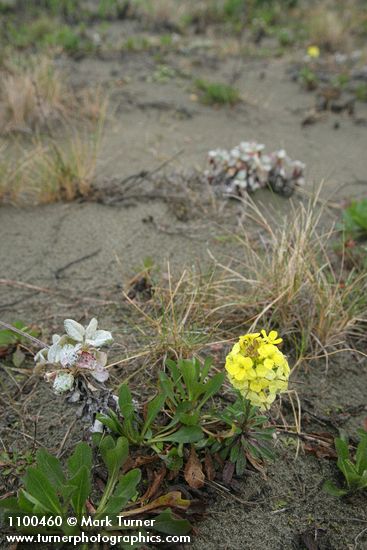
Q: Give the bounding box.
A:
[225,329,290,410]
[307,45,320,58]
[260,329,283,345]
[257,343,277,358]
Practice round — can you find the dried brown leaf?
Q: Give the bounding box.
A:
[222,461,235,485]
[184,446,205,489]
[141,465,167,501]
[204,450,215,481]
[122,491,190,517]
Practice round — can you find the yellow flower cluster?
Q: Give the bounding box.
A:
[307,45,320,58]
[225,330,290,409]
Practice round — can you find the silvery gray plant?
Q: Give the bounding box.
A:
[206,141,305,197]
[34,318,113,395]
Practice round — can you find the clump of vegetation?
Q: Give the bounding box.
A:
[0,438,191,541]
[124,264,219,366]
[122,196,367,370]
[355,83,367,102]
[0,116,103,204]
[303,5,348,51]
[299,66,318,90]
[97,358,223,456]
[324,429,367,496]
[208,197,367,362]
[195,79,240,106]
[0,56,69,133]
[342,198,367,238]
[0,56,108,134]
[97,342,284,479]
[3,17,95,55]
[206,141,305,197]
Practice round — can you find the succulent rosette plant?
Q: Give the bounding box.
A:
[34,318,113,394]
[206,141,305,197]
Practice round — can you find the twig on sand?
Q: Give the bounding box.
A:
[54,249,101,279]
[57,418,78,458]
[0,279,54,293]
[354,527,367,549]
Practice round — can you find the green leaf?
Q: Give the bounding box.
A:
[154,509,191,535]
[164,449,183,471]
[235,450,246,476]
[159,372,177,406]
[18,490,35,513]
[177,411,200,426]
[338,458,361,488]
[201,356,213,381]
[0,329,18,346]
[343,198,367,235]
[159,426,203,444]
[166,359,185,398]
[323,480,348,497]
[103,469,141,516]
[67,442,92,477]
[180,360,199,401]
[335,437,349,461]
[0,497,22,512]
[23,468,62,515]
[69,465,90,519]
[141,393,166,437]
[355,430,367,475]
[199,372,225,408]
[230,443,240,463]
[257,443,275,461]
[118,384,135,421]
[100,436,129,479]
[36,449,65,490]
[96,412,123,436]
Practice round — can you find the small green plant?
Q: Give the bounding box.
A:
[0,449,35,479]
[5,18,94,55]
[97,358,225,474]
[0,438,138,531]
[152,64,176,83]
[160,357,225,421]
[96,372,207,454]
[195,79,240,106]
[355,83,367,102]
[324,429,367,496]
[333,73,349,89]
[0,437,191,543]
[208,395,275,474]
[342,198,367,238]
[98,351,278,476]
[299,66,318,90]
[277,28,294,47]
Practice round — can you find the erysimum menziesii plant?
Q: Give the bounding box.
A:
[210,330,291,474]
[225,329,290,409]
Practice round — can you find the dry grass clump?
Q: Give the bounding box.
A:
[0,56,69,133]
[0,56,108,134]
[209,195,367,362]
[123,263,221,367]
[29,133,101,203]
[303,4,352,51]
[0,118,103,204]
[124,192,367,370]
